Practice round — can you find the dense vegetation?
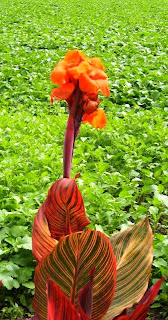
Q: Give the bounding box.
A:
[0,0,168,319]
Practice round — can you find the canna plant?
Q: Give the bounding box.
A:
[31,50,164,320]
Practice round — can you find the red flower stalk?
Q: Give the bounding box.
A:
[50,50,110,178]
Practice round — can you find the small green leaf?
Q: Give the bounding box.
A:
[2,276,19,290]
[23,281,35,289]
[154,192,168,207]
[151,303,161,308]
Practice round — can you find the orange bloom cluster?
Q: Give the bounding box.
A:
[50,50,110,129]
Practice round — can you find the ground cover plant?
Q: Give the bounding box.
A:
[0,0,168,319]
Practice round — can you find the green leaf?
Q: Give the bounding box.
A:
[151,303,161,308]
[23,281,35,289]
[10,226,28,237]
[154,192,168,207]
[17,235,32,250]
[2,277,20,290]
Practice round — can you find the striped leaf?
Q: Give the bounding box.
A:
[104,217,153,320]
[32,205,57,263]
[32,229,116,320]
[115,278,165,319]
[44,178,91,240]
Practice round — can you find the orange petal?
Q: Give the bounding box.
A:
[82,109,107,129]
[64,50,88,66]
[50,69,66,86]
[79,73,99,95]
[88,68,107,80]
[88,57,105,71]
[96,79,110,96]
[50,60,67,86]
[68,61,91,79]
[78,50,89,61]
[50,83,75,102]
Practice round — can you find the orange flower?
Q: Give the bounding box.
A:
[51,50,109,100]
[50,50,109,129]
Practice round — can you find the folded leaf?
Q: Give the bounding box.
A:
[115,278,165,319]
[47,279,81,320]
[44,178,91,240]
[33,229,116,320]
[104,218,153,319]
[79,266,95,319]
[32,205,57,263]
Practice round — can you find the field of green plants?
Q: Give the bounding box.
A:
[0,0,168,318]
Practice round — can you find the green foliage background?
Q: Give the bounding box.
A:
[0,0,168,318]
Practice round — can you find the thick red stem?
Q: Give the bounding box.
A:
[63,87,81,178]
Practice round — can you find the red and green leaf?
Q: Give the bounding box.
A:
[104,218,153,320]
[33,229,116,320]
[32,205,57,263]
[43,178,90,240]
[115,278,165,320]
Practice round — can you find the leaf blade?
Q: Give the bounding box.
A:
[105,218,153,319]
[44,178,91,240]
[32,205,57,263]
[115,278,165,320]
[33,229,116,320]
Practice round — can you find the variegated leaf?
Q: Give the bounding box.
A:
[115,278,165,319]
[33,229,116,320]
[32,205,57,263]
[104,217,153,320]
[44,178,91,240]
